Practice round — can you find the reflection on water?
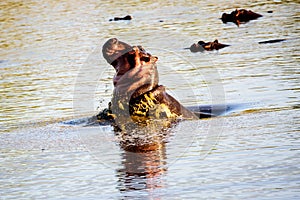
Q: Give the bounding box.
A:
[1,0,299,199]
[117,148,167,195]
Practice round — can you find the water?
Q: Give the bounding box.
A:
[0,0,299,199]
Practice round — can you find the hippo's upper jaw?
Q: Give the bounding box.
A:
[102,38,132,66]
[102,38,134,82]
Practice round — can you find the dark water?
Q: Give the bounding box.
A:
[0,0,299,199]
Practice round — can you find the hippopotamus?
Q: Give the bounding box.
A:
[109,15,132,21]
[186,39,230,52]
[94,38,250,151]
[100,38,197,151]
[221,9,262,26]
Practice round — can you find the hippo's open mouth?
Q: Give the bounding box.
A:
[102,38,158,87]
[102,38,131,64]
[103,39,154,68]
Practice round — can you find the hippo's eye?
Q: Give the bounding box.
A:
[137,45,145,52]
[141,56,150,62]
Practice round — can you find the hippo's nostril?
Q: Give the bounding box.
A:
[110,38,118,44]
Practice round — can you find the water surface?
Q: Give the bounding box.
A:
[0,0,299,199]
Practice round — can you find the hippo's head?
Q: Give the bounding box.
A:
[102,38,159,97]
[102,38,132,74]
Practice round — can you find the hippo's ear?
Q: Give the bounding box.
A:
[137,45,145,52]
[152,56,158,62]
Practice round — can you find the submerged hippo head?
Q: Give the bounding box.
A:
[188,40,229,52]
[221,9,262,26]
[102,38,159,97]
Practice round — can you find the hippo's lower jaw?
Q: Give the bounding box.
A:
[111,85,196,131]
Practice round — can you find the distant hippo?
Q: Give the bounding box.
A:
[186,39,230,52]
[109,15,132,21]
[100,38,197,151]
[221,9,262,26]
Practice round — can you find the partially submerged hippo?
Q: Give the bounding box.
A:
[221,9,262,26]
[100,38,197,151]
[186,39,230,52]
[109,15,132,21]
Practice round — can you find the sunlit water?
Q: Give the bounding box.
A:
[0,0,299,199]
